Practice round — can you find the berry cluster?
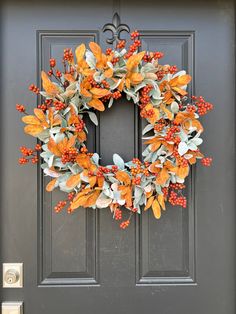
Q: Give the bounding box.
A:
[186,104,196,113]
[56,70,62,78]
[114,209,122,220]
[116,40,126,49]
[87,76,100,88]
[106,48,112,55]
[96,166,110,177]
[169,183,186,190]
[54,200,67,213]
[201,157,212,167]
[168,191,187,208]
[154,119,166,132]
[29,84,40,94]
[61,147,78,164]
[38,99,52,112]
[130,159,150,177]
[80,147,88,153]
[120,219,130,229]
[101,80,110,89]
[63,48,74,63]
[192,96,213,116]
[124,31,141,59]
[172,148,188,167]
[54,100,66,111]
[50,58,56,68]
[111,57,120,65]
[18,145,41,165]
[140,108,154,119]
[132,176,141,185]
[75,119,85,132]
[169,65,178,74]
[140,85,153,105]
[111,165,118,173]
[165,126,180,142]
[16,104,25,113]
[112,90,122,99]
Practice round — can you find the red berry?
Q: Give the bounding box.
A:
[50,58,56,67]
[16,104,25,113]
[201,157,212,167]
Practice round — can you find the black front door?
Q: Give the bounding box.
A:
[1,0,235,313]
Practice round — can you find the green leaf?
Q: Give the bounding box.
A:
[142,123,154,135]
[113,153,125,170]
[171,101,179,113]
[87,111,98,126]
[178,142,189,156]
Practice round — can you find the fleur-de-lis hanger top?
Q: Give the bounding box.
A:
[102,12,130,44]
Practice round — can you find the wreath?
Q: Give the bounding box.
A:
[17,31,213,229]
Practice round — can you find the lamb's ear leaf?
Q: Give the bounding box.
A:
[88,111,98,126]
[113,154,125,170]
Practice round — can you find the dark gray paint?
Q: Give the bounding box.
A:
[0,0,235,313]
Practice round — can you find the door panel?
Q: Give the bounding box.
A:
[0,0,235,313]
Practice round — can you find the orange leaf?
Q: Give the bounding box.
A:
[71,189,101,209]
[191,120,204,132]
[152,199,161,219]
[67,135,77,148]
[172,86,188,96]
[75,44,86,63]
[46,178,57,192]
[158,194,166,211]
[24,125,44,136]
[177,74,192,86]
[77,131,87,142]
[126,51,145,71]
[149,161,161,174]
[90,88,110,98]
[156,167,169,185]
[70,192,90,209]
[104,68,113,78]
[22,115,40,125]
[177,165,189,179]
[151,142,162,152]
[89,176,97,188]
[41,71,60,96]
[125,78,131,89]
[64,73,75,82]
[144,196,154,211]
[76,154,91,169]
[89,42,102,62]
[97,176,104,188]
[68,115,79,125]
[161,104,173,120]
[115,171,131,185]
[34,108,46,122]
[117,79,125,92]
[88,98,105,111]
[81,88,92,98]
[66,174,81,188]
[85,190,101,207]
[118,186,132,207]
[70,188,92,209]
[47,138,62,157]
[149,108,160,125]
[130,73,144,85]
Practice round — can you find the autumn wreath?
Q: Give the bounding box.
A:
[17,31,213,229]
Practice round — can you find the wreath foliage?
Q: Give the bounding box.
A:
[17,31,213,229]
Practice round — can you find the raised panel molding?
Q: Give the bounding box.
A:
[37,31,99,286]
[136,31,196,285]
